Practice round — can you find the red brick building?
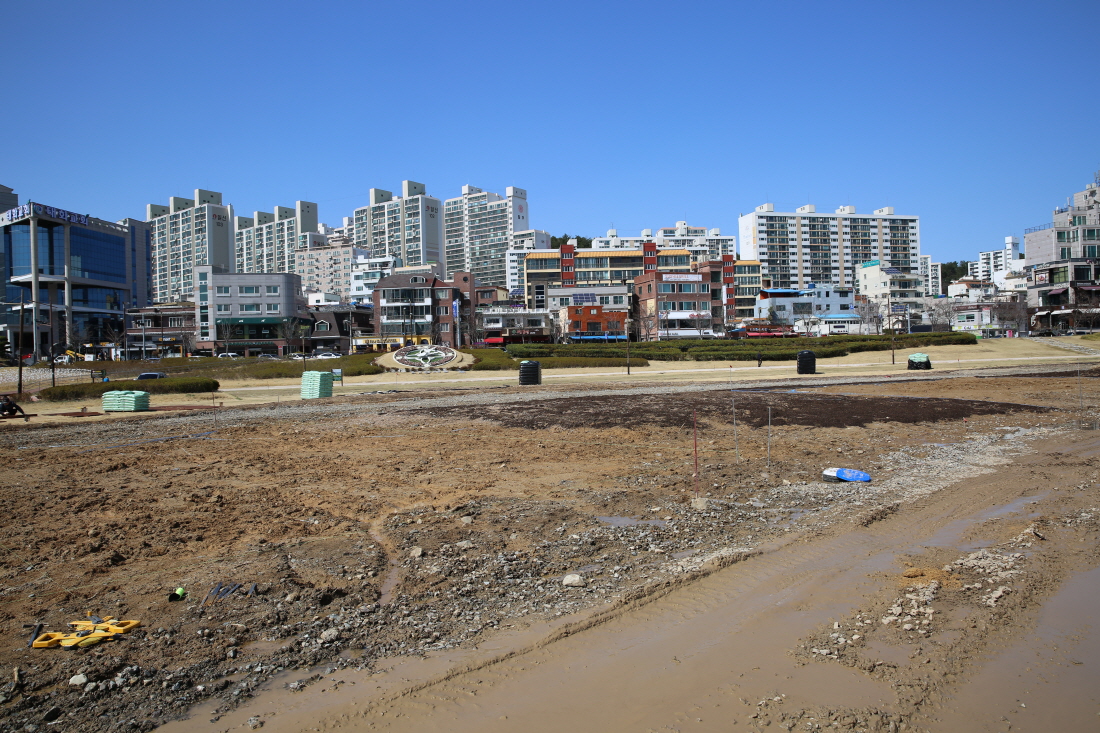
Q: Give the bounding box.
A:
[370,271,495,349]
[632,258,734,340]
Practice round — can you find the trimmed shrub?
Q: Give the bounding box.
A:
[463,349,519,370]
[536,357,650,369]
[38,376,221,401]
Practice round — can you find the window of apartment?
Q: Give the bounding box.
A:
[435,289,451,299]
[613,295,625,305]
[1085,229,1100,241]
[215,286,230,296]
[436,306,449,315]
[572,320,581,330]
[1085,245,1100,258]
[168,317,185,327]
[239,285,260,295]
[439,323,450,332]
[679,301,697,311]
[314,321,330,331]
[1074,266,1092,281]
[266,285,280,294]
[1060,247,1073,260]
[598,296,611,305]
[840,303,851,310]
[266,303,281,312]
[240,303,260,313]
[658,283,675,293]
[677,283,696,293]
[586,321,601,331]
[1050,267,1069,284]
[216,304,231,313]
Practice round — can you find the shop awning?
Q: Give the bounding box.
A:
[484,337,505,344]
[1050,309,1074,315]
[1046,288,1067,295]
[1078,285,1100,290]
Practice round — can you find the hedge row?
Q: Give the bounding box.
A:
[536,357,649,369]
[38,376,221,402]
[462,349,519,371]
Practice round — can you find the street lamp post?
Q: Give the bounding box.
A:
[625,317,633,375]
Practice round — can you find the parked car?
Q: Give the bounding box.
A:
[313,352,341,359]
[288,353,309,360]
[136,372,169,380]
[256,354,280,361]
[217,353,241,359]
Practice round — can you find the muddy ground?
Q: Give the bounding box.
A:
[0,369,1096,732]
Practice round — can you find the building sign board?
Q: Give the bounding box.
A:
[2,203,89,225]
[662,273,703,282]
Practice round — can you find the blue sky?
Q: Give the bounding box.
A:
[3,0,1097,263]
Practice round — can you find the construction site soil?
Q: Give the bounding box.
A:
[0,366,1097,732]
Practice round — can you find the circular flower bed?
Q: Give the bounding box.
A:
[393,344,459,368]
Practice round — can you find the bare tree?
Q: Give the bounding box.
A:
[854,299,883,334]
[990,296,1030,333]
[637,305,658,342]
[921,297,955,331]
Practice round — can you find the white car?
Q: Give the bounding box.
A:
[217,353,241,359]
[313,352,341,359]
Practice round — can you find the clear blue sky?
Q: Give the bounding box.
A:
[3,0,1097,264]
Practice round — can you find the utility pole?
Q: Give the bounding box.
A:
[17,292,25,396]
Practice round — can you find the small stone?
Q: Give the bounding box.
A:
[69,673,88,686]
[460,515,473,525]
[409,547,423,558]
[563,574,586,587]
[248,716,265,729]
[690,497,709,511]
[320,628,340,642]
[84,682,96,693]
[456,540,474,550]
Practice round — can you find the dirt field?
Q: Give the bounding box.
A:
[0,364,1097,732]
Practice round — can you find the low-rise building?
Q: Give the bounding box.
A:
[370,271,493,349]
[303,304,374,354]
[947,276,997,301]
[194,266,307,356]
[479,307,555,345]
[632,271,720,340]
[124,302,196,358]
[753,284,855,328]
[858,259,926,329]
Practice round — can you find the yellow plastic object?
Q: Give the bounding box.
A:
[68,617,141,634]
[31,632,70,648]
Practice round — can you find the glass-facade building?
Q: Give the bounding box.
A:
[1,202,151,358]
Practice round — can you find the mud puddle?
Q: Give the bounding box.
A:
[933,565,1100,731]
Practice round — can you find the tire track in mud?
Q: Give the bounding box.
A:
[209,430,1079,733]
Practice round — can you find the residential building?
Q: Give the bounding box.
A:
[558,302,630,342]
[591,222,736,261]
[504,229,553,293]
[479,307,555,345]
[303,304,374,354]
[633,271,722,340]
[233,199,319,275]
[444,185,531,286]
[0,184,17,211]
[352,181,442,268]
[731,259,763,320]
[293,243,368,300]
[193,265,307,356]
[147,189,234,303]
[521,240,699,310]
[321,217,355,247]
[125,302,195,358]
[349,256,445,304]
[947,276,997,301]
[1025,172,1100,320]
[753,284,856,327]
[918,256,944,296]
[858,259,926,328]
[2,201,152,358]
[738,204,921,290]
[968,237,1023,280]
[370,271,493,349]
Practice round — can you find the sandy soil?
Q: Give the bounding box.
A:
[0,360,1097,732]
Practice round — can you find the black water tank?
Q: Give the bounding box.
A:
[518,360,542,385]
[796,350,816,375]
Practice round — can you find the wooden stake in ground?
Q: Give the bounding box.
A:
[693,408,700,498]
[767,406,772,468]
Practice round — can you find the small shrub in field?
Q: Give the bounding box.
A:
[38,377,221,401]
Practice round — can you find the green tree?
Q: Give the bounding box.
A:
[550,234,593,249]
[939,261,971,290]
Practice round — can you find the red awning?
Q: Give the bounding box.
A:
[484,337,505,344]
[1046,288,1067,295]
[1077,285,1100,290]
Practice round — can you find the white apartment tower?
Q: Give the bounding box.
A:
[970,236,1022,280]
[590,222,736,260]
[146,189,234,303]
[294,244,368,300]
[738,204,920,291]
[234,200,319,275]
[444,185,531,286]
[352,181,442,268]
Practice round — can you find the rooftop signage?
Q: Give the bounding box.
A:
[1,203,89,225]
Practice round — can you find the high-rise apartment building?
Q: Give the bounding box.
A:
[918,255,942,296]
[234,200,319,275]
[444,185,531,286]
[968,237,1022,280]
[504,229,552,292]
[147,189,234,302]
[738,204,920,291]
[352,181,442,268]
[294,244,368,300]
[591,222,736,261]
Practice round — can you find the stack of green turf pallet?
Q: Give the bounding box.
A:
[101,390,151,412]
[301,371,334,399]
